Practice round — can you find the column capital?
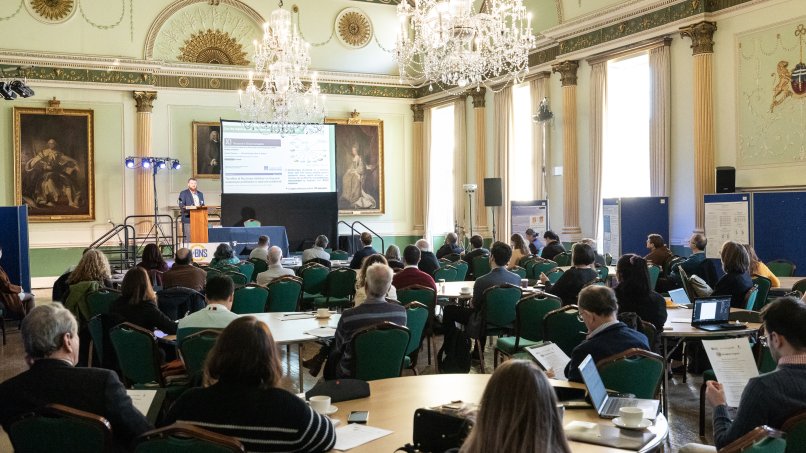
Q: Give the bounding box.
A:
[536,71,551,80]
[551,61,579,86]
[680,21,717,55]
[411,103,424,122]
[470,87,486,108]
[133,91,158,113]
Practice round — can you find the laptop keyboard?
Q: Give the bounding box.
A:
[603,398,629,414]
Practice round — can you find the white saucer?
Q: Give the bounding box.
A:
[323,405,338,415]
[612,417,652,430]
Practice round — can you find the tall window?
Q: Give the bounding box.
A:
[510,83,534,201]
[601,53,650,198]
[428,104,455,234]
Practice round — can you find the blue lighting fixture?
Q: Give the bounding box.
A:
[142,158,152,169]
[125,157,135,168]
[155,159,166,169]
[171,160,181,170]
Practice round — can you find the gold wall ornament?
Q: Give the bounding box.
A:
[28,0,75,23]
[552,60,579,86]
[178,29,249,66]
[335,7,372,49]
[680,21,717,55]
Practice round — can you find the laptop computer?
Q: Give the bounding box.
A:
[578,354,659,420]
[668,287,692,308]
[691,296,747,331]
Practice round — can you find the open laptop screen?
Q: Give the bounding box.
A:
[578,355,607,411]
[692,297,731,324]
[668,288,691,306]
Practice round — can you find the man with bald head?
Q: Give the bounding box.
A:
[256,246,295,286]
[162,248,206,292]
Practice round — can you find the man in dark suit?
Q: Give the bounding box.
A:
[461,235,489,280]
[563,285,649,382]
[540,230,566,261]
[415,239,440,276]
[178,177,205,224]
[392,245,437,291]
[0,303,152,448]
[349,232,377,269]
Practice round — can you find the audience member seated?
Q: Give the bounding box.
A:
[644,233,673,270]
[302,235,331,263]
[459,360,571,453]
[384,244,405,270]
[162,248,206,292]
[210,243,240,267]
[233,207,258,227]
[177,275,239,342]
[349,232,377,270]
[744,244,781,288]
[436,232,464,259]
[0,304,152,449]
[65,249,113,324]
[392,245,437,292]
[416,239,440,277]
[248,235,270,262]
[326,263,407,379]
[540,230,566,261]
[256,246,295,287]
[110,267,177,335]
[713,241,754,309]
[354,254,398,306]
[540,243,599,307]
[0,245,35,318]
[667,233,708,288]
[562,286,649,382]
[681,297,806,452]
[614,254,667,332]
[136,243,169,274]
[580,238,606,267]
[462,234,489,280]
[508,233,530,268]
[163,316,336,452]
[525,228,542,256]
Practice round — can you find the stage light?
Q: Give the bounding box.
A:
[171,160,181,170]
[0,82,17,100]
[155,159,166,169]
[142,158,151,169]
[9,80,34,98]
[125,157,135,168]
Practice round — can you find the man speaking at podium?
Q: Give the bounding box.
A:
[178,177,205,225]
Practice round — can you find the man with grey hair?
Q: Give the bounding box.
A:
[415,239,440,277]
[327,263,407,378]
[436,232,464,259]
[256,246,295,286]
[302,235,331,263]
[0,303,152,448]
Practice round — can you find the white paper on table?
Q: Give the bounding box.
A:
[702,338,759,407]
[333,424,393,450]
[525,342,571,380]
[127,389,157,417]
[306,327,337,338]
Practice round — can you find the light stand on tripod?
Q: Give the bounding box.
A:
[124,156,182,249]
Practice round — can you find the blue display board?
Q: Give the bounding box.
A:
[0,206,31,292]
[752,191,806,276]
[602,197,669,257]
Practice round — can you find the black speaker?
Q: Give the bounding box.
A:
[484,178,502,207]
[716,167,735,193]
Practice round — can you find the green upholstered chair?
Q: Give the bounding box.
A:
[266,276,303,312]
[397,285,437,365]
[596,348,665,399]
[494,293,562,366]
[232,286,269,314]
[224,271,249,287]
[329,250,350,261]
[647,265,661,291]
[179,329,221,386]
[9,403,112,453]
[545,268,564,284]
[351,322,410,381]
[553,252,572,266]
[87,313,120,370]
[443,253,462,263]
[596,265,609,282]
[433,266,458,283]
[472,255,491,279]
[134,423,245,453]
[299,263,330,308]
[474,284,522,373]
[719,426,786,453]
[543,305,587,357]
[752,276,773,311]
[86,289,120,318]
[205,268,223,281]
[438,258,452,268]
[767,259,796,277]
[402,302,429,374]
[316,268,356,309]
[744,285,760,311]
[527,260,558,280]
[782,411,806,453]
[109,322,187,393]
[236,262,254,282]
[518,256,534,267]
[451,260,469,281]
[510,266,527,279]
[604,253,613,266]
[247,258,268,282]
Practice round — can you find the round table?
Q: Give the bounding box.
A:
[330,374,668,452]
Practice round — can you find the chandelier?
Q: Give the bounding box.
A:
[395,0,535,91]
[238,1,325,134]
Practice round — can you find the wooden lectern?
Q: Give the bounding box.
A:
[187,206,211,243]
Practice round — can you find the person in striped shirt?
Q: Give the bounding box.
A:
[163,316,335,452]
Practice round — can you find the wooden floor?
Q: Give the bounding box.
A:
[0,293,718,452]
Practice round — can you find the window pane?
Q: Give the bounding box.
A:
[428,104,455,234]
[510,83,534,201]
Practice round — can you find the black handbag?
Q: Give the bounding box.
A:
[409,404,476,453]
[304,378,370,403]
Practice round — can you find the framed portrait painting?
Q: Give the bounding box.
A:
[192,121,221,179]
[13,107,95,222]
[328,118,384,215]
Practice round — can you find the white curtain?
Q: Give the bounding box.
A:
[530,77,549,200]
[423,107,432,241]
[453,97,467,240]
[493,86,513,242]
[589,62,607,242]
[649,44,671,197]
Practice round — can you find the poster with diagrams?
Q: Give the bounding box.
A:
[704,194,750,259]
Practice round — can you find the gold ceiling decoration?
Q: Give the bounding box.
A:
[336,7,372,49]
[178,29,249,66]
[28,0,75,23]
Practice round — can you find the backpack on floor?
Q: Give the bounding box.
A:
[437,328,471,374]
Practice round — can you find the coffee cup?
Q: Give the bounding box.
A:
[316,308,330,318]
[309,395,331,414]
[618,407,644,427]
[521,278,529,288]
[460,286,472,295]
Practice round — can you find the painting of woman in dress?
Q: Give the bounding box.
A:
[332,119,384,214]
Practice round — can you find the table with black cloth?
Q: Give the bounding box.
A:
[207,226,289,257]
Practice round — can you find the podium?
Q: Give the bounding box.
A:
[187,206,216,243]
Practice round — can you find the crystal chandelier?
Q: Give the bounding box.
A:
[238,1,325,134]
[395,0,535,91]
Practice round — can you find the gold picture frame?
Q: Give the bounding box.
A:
[192,121,221,179]
[327,117,385,215]
[14,107,95,222]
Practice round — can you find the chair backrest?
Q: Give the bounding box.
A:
[330,250,350,261]
[266,276,303,312]
[135,423,245,453]
[510,266,527,279]
[324,268,357,299]
[518,255,534,267]
[529,260,558,280]
[595,348,665,399]
[352,322,410,381]
[148,269,164,289]
[554,252,572,266]
[639,321,658,351]
[225,271,249,287]
[744,285,760,311]
[236,262,254,281]
[719,426,786,453]
[87,313,121,371]
[179,330,221,384]
[647,265,661,291]
[596,265,609,281]
[232,285,269,314]
[443,253,462,262]
[752,276,772,312]
[514,293,562,347]
[206,268,223,281]
[543,305,587,356]
[678,267,695,300]
[299,263,330,295]
[480,284,523,330]
[451,260,469,281]
[109,322,165,387]
[308,257,332,268]
[438,258,452,268]
[782,410,806,453]
[546,268,564,284]
[472,254,492,279]
[604,253,613,266]
[86,289,120,318]
[247,258,268,281]
[397,285,437,312]
[404,302,429,357]
[9,404,112,453]
[767,259,796,277]
[433,266,458,283]
[156,287,207,321]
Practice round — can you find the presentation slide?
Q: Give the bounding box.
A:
[220,120,336,194]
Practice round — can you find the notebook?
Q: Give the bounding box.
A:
[579,355,659,420]
[691,296,747,331]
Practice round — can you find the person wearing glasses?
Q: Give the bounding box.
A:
[681,296,806,452]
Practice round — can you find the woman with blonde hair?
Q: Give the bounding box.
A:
[67,249,111,286]
[109,267,176,335]
[508,233,530,268]
[354,254,397,305]
[743,244,781,288]
[460,360,571,453]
